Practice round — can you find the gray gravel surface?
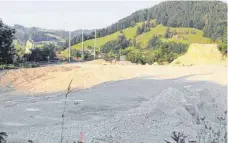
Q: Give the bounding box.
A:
[0,75,226,143]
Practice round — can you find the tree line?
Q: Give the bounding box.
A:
[121,36,187,65]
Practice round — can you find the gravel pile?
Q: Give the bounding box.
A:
[89,86,226,143]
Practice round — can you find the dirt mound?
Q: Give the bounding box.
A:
[172,44,225,65]
[85,59,110,65]
[0,65,80,93]
[86,59,136,65]
[0,63,227,94]
[152,62,159,65]
[116,61,135,65]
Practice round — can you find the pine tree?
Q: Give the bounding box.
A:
[136,26,142,36]
[164,27,170,39]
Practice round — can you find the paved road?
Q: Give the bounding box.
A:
[0,75,226,143]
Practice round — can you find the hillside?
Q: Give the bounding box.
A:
[68,1,226,45]
[62,21,212,54]
[71,22,143,50]
[60,1,227,65]
[136,24,212,48]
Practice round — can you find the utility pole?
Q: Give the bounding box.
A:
[94,29,96,60]
[81,29,84,61]
[68,31,71,63]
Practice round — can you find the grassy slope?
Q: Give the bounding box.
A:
[72,22,143,50]
[136,24,212,48]
[62,20,213,56]
[164,27,212,44]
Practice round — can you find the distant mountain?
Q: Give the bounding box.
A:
[13,24,92,47]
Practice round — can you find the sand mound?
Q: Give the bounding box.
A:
[172,44,224,65]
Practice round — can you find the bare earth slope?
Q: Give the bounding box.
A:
[172,44,226,65]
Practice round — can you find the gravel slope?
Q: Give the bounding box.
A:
[0,76,227,143]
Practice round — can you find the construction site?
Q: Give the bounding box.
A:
[0,43,227,142]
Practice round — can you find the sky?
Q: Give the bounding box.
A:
[0,1,161,31]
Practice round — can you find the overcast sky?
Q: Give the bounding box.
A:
[0,1,160,31]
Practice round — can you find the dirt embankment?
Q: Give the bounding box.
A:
[172,43,226,65]
[0,60,227,95]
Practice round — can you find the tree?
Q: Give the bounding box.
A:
[100,41,118,54]
[164,27,170,39]
[136,26,142,36]
[0,20,16,64]
[133,38,136,47]
[25,44,56,62]
[100,34,129,54]
[71,49,81,58]
[141,22,146,33]
[0,132,7,143]
[117,34,129,48]
[189,20,194,28]
[130,21,136,27]
[148,36,160,48]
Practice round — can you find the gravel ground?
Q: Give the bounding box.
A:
[0,74,226,143]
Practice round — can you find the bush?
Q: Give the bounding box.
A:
[147,40,187,63]
[218,42,227,56]
[0,64,17,70]
[122,47,146,64]
[122,41,187,65]
[71,49,81,58]
[144,50,160,64]
[100,40,118,54]
[101,34,130,55]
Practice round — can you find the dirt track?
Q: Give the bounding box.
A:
[0,63,227,142]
